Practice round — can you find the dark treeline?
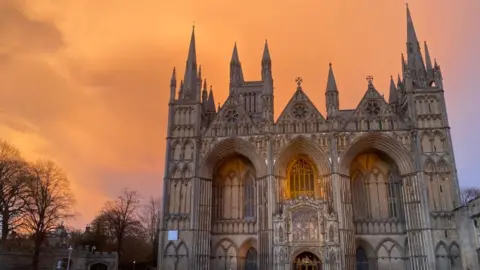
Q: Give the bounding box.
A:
[0,139,161,269]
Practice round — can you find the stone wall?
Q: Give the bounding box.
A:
[0,245,118,270]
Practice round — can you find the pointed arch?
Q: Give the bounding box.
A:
[425,159,436,173]
[339,133,414,176]
[435,241,450,270]
[449,242,462,270]
[183,140,194,160]
[421,131,433,153]
[172,139,183,160]
[198,137,267,179]
[164,241,176,256]
[437,159,450,173]
[274,135,331,177]
[176,241,189,256]
[374,238,404,257]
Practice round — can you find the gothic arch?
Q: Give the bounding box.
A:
[238,238,258,270]
[435,241,450,270]
[290,248,324,264]
[449,242,462,270]
[355,238,376,258]
[374,238,404,257]
[437,159,450,173]
[88,261,110,270]
[425,159,436,173]
[199,138,267,179]
[212,238,239,270]
[338,133,414,176]
[275,135,331,177]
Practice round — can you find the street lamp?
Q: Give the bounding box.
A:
[66,246,73,270]
[133,260,136,270]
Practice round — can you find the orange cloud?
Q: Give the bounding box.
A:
[0,0,478,227]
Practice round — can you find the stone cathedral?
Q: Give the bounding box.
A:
[158,5,479,270]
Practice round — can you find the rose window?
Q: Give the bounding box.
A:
[292,103,308,120]
[364,101,381,116]
[225,109,239,123]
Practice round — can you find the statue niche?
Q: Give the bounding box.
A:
[211,155,256,233]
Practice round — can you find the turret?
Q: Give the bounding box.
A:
[325,63,339,118]
[180,27,199,101]
[405,4,427,87]
[388,76,398,104]
[229,43,244,93]
[170,67,176,102]
[261,40,272,84]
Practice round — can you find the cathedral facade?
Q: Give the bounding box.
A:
[158,5,479,270]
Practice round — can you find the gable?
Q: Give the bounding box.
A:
[343,85,409,130]
[276,89,326,124]
[203,95,260,137]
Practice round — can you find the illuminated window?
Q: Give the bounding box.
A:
[289,159,315,199]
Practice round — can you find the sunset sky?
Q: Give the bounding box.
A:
[1,0,479,228]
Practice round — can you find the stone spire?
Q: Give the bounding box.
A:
[181,26,198,101]
[201,79,208,104]
[261,40,272,82]
[389,76,398,104]
[230,42,244,89]
[424,42,433,71]
[206,86,216,112]
[325,63,339,117]
[170,67,176,102]
[406,4,426,83]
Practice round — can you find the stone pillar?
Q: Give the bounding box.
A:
[402,174,436,270]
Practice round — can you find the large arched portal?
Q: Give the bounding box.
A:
[350,152,404,224]
[212,155,256,223]
[293,252,322,270]
[90,263,108,270]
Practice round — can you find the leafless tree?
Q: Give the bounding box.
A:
[101,189,142,257]
[461,187,480,206]
[22,160,75,270]
[0,139,29,242]
[139,196,161,245]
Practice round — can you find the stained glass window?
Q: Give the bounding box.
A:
[289,159,315,198]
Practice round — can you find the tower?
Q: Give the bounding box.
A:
[158,5,476,270]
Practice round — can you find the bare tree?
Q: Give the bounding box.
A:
[101,189,142,257]
[22,160,75,270]
[0,139,29,241]
[461,187,480,206]
[139,196,161,245]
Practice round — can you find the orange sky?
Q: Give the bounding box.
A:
[1,0,479,228]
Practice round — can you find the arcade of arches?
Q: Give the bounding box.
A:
[206,150,463,270]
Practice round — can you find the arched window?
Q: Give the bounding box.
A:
[244,173,255,219]
[245,247,258,270]
[289,159,315,198]
[355,248,369,270]
[387,173,400,218]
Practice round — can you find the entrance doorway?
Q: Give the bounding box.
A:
[292,252,322,270]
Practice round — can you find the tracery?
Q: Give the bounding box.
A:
[212,156,256,221]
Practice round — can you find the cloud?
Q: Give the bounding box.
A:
[0,1,64,55]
